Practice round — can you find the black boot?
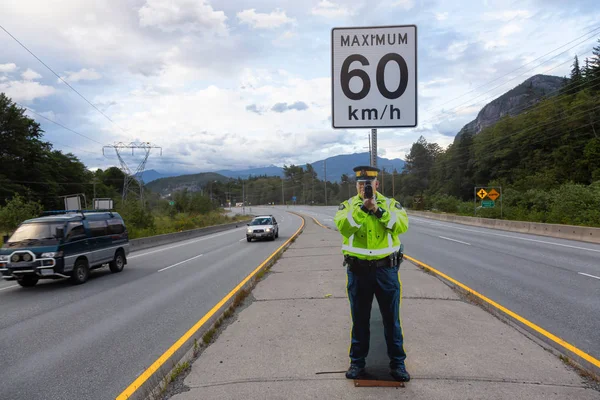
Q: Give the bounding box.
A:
[345,364,365,379]
[390,364,410,382]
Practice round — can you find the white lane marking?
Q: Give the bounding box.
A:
[239,238,246,242]
[411,217,600,254]
[0,285,18,292]
[158,254,204,272]
[438,236,471,246]
[129,228,244,259]
[578,272,600,280]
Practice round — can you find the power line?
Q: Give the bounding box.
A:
[436,85,600,166]
[0,23,128,135]
[402,104,600,177]
[423,36,599,127]
[50,141,97,156]
[423,25,600,115]
[17,102,103,145]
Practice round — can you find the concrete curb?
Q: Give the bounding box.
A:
[408,210,600,244]
[121,212,305,400]
[130,219,252,252]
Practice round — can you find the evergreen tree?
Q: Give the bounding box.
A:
[567,55,582,94]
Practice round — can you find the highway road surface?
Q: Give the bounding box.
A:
[0,208,302,400]
[288,205,600,363]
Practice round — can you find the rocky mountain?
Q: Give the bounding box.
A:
[456,74,564,139]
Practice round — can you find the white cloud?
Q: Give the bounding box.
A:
[311,0,354,18]
[484,39,508,50]
[391,0,414,10]
[484,10,531,21]
[435,12,448,21]
[0,63,18,73]
[499,23,522,37]
[138,0,228,35]
[446,41,469,60]
[60,68,102,83]
[0,80,56,102]
[237,8,295,29]
[21,68,42,81]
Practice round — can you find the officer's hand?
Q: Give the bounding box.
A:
[363,198,377,211]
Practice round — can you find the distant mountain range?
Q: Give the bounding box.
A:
[143,152,406,193]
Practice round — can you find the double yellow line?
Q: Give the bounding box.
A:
[116,214,305,399]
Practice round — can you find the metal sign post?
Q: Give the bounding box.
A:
[371,129,377,167]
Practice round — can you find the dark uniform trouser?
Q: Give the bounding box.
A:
[347,264,406,369]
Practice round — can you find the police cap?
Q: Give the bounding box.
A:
[353,165,380,181]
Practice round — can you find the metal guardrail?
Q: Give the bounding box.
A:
[408,211,600,244]
[130,219,252,252]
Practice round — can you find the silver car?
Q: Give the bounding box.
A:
[246,215,279,242]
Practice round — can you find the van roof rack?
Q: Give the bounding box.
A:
[41,209,115,218]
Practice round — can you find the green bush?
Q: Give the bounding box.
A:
[431,195,460,213]
[0,194,43,233]
[546,182,600,226]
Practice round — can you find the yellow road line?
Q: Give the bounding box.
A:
[404,254,600,369]
[116,214,305,400]
[311,216,330,230]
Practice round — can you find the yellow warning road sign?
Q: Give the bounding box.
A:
[477,189,488,199]
[488,189,500,201]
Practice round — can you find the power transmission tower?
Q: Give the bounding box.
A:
[103,142,162,203]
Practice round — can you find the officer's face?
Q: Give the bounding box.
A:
[356,179,379,198]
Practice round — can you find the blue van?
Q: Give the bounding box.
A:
[0,210,130,287]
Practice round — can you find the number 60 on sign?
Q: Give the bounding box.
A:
[331,25,417,129]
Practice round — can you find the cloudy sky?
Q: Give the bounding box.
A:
[1,0,599,174]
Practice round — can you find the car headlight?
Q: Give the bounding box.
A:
[41,252,63,258]
[265,228,272,232]
[0,255,8,262]
[247,228,252,233]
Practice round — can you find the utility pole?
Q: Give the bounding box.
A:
[92,178,97,200]
[324,160,327,206]
[242,180,245,215]
[281,178,284,206]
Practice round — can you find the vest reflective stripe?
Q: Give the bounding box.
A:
[349,234,355,248]
[387,233,393,248]
[341,245,397,256]
[386,198,397,229]
[347,208,359,228]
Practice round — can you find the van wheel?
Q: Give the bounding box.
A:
[246,237,252,242]
[17,275,39,287]
[71,259,90,284]
[109,250,126,273]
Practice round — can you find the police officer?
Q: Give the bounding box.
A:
[334,165,410,382]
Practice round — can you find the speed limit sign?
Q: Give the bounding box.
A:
[331,25,417,128]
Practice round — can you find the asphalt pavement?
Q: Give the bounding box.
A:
[171,215,599,400]
[0,208,302,400]
[287,205,600,363]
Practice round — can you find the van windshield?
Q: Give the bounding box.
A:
[7,222,65,246]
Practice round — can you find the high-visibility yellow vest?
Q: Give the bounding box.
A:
[334,192,409,260]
